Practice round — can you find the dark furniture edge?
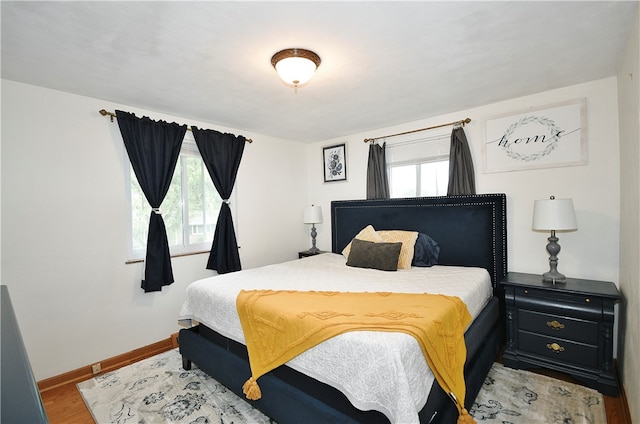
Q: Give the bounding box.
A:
[1,285,49,423]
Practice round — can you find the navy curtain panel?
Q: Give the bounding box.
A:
[116,110,186,292]
[191,127,245,274]
[447,127,476,196]
[366,142,390,200]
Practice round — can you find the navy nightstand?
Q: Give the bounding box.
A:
[500,272,621,396]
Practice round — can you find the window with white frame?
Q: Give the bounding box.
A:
[126,132,233,261]
[387,134,450,198]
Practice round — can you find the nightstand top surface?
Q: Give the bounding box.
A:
[298,250,328,258]
[501,271,620,299]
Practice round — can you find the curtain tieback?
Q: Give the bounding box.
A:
[223,199,231,205]
[152,208,162,215]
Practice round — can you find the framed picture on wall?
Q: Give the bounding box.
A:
[323,143,347,182]
[483,98,587,173]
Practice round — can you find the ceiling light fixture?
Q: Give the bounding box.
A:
[271,48,321,91]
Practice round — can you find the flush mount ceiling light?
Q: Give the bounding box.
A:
[271,48,321,90]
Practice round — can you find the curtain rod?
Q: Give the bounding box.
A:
[363,117,471,143]
[98,109,253,143]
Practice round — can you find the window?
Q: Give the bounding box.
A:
[387,134,450,198]
[126,133,232,261]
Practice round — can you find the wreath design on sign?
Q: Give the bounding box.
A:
[501,116,562,163]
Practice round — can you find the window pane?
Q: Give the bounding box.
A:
[420,160,449,196]
[186,157,220,245]
[162,160,184,247]
[127,138,232,260]
[130,160,184,251]
[390,165,417,198]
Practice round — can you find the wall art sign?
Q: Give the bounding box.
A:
[323,143,347,182]
[483,99,587,173]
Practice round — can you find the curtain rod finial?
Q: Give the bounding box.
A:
[99,109,115,122]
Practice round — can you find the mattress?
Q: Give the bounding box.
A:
[178,253,492,424]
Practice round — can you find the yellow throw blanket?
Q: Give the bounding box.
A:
[236,290,476,423]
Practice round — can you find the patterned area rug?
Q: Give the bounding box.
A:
[78,348,606,424]
[471,362,606,424]
[77,349,274,424]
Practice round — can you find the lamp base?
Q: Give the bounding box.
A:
[542,231,566,284]
[542,270,566,284]
[309,224,319,254]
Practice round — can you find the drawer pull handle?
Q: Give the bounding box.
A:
[547,342,565,353]
[547,320,565,330]
[585,298,591,303]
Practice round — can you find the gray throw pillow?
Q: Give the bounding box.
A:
[346,238,402,271]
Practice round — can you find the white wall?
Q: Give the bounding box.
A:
[617,6,640,422]
[0,79,309,380]
[309,77,621,284]
[0,75,627,389]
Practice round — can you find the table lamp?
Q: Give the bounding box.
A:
[303,205,323,254]
[532,196,577,283]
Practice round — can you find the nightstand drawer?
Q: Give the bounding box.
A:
[518,331,598,368]
[518,309,599,344]
[514,287,603,320]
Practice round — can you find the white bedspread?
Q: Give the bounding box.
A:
[178,253,492,424]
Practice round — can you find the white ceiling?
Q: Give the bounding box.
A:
[1,1,637,143]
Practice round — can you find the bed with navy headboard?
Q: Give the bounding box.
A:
[178,193,507,423]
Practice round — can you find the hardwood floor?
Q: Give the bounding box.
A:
[41,381,95,424]
[40,340,632,423]
[605,392,632,424]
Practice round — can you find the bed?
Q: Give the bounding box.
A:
[178,193,507,424]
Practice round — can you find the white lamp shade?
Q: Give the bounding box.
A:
[275,57,317,86]
[532,198,577,231]
[303,205,323,224]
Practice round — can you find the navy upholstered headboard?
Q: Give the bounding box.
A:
[331,194,507,286]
